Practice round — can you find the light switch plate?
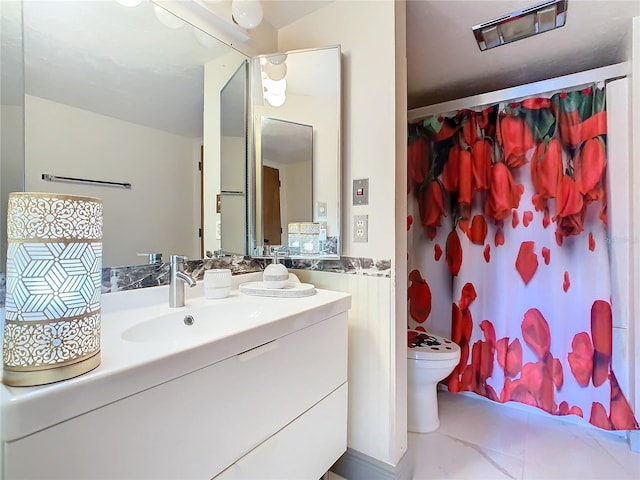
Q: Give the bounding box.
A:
[353,178,369,205]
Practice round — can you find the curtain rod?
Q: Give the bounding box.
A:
[407,62,630,123]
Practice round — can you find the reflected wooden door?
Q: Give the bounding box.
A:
[262,165,281,245]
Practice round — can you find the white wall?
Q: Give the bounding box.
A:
[0,0,24,274]
[279,3,397,262]
[24,95,200,267]
[606,78,634,406]
[393,0,409,464]
[279,0,407,468]
[262,157,313,245]
[1,105,24,269]
[281,159,313,238]
[631,15,640,421]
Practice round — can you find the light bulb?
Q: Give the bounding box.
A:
[232,0,263,29]
[265,92,286,107]
[153,4,186,29]
[263,61,287,81]
[263,78,287,96]
[267,54,287,65]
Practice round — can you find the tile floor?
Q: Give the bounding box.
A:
[409,391,640,479]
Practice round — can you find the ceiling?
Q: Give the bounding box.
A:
[259,0,334,29]
[261,0,640,109]
[406,0,640,109]
[5,0,640,135]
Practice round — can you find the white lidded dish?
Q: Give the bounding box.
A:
[204,269,232,299]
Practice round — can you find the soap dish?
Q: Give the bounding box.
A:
[239,281,316,298]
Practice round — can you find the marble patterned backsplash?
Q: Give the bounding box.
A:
[0,255,391,306]
[105,256,264,293]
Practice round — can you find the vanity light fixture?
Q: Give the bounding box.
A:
[263,61,287,81]
[182,0,252,42]
[263,77,287,96]
[265,91,286,107]
[231,0,263,30]
[472,0,568,51]
[261,54,288,107]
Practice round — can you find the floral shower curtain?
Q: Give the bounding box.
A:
[407,83,639,431]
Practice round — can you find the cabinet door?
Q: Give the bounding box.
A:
[4,313,348,480]
[217,383,348,480]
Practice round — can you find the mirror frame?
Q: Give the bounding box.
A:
[250,45,342,260]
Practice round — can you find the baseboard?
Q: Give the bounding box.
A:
[330,448,413,480]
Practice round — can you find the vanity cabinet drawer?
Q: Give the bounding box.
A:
[4,312,348,480]
[216,383,348,480]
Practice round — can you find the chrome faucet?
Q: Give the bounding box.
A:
[169,255,196,308]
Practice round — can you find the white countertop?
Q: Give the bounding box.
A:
[1,273,351,442]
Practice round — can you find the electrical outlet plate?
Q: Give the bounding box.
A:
[353,214,368,242]
[316,201,327,218]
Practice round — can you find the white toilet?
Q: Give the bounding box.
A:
[407,330,461,433]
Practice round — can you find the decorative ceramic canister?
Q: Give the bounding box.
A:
[3,192,103,386]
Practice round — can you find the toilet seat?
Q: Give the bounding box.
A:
[408,330,460,361]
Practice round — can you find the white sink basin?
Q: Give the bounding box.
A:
[121,301,274,343]
[1,276,352,444]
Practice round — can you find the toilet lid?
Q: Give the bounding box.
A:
[408,330,460,360]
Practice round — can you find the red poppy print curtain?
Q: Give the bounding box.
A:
[407,83,639,431]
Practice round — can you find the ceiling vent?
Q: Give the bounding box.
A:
[472,0,568,51]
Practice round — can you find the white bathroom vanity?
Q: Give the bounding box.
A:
[1,274,351,479]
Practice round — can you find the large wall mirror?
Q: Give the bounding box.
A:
[0,0,248,269]
[1,2,342,276]
[252,46,341,259]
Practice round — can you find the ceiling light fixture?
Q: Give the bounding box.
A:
[231,0,263,30]
[472,0,568,51]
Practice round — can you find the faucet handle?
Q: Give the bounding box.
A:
[170,255,189,265]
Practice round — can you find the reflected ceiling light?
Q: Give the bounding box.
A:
[115,0,143,7]
[153,4,187,29]
[263,78,287,96]
[267,53,288,65]
[231,0,263,30]
[263,61,287,81]
[472,0,567,51]
[265,92,286,107]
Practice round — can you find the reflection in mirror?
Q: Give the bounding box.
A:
[6,0,248,268]
[0,0,25,276]
[252,46,341,259]
[261,117,313,248]
[213,61,248,257]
